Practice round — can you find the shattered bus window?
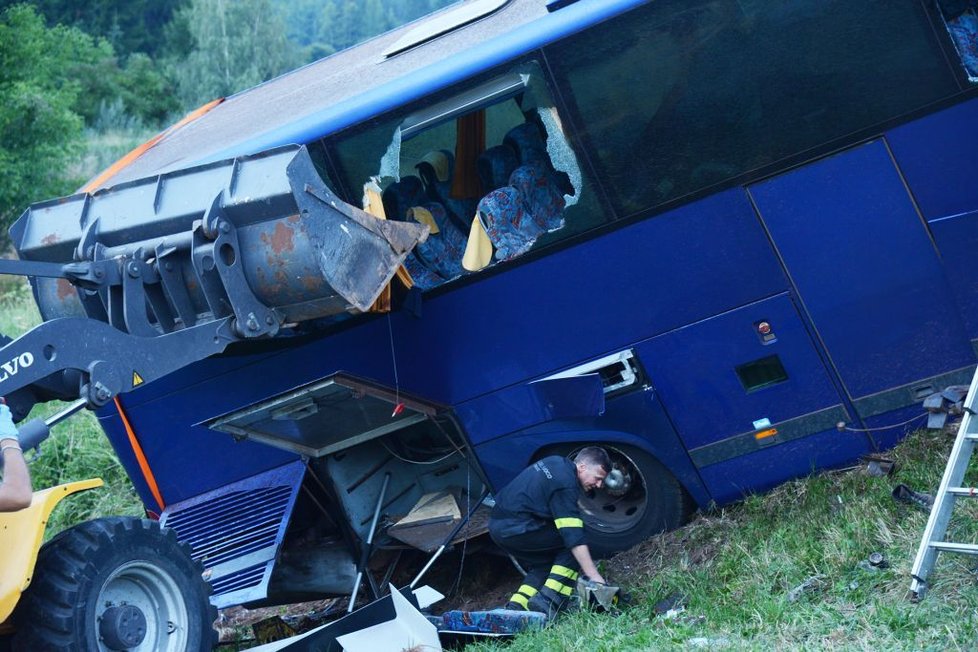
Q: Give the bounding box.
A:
[331,62,607,289]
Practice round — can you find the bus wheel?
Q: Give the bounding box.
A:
[14,517,217,652]
[570,444,693,556]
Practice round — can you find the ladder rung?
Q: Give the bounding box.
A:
[930,541,978,555]
[966,434,978,441]
[947,487,978,497]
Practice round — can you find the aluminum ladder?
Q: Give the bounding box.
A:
[909,366,978,600]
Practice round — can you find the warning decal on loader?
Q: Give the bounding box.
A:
[133,371,144,387]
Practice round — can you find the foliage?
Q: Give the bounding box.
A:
[0,282,142,537]
[0,3,187,238]
[0,4,109,234]
[72,120,157,190]
[115,52,182,125]
[166,0,300,108]
[472,428,978,650]
[276,0,458,64]
[0,0,184,58]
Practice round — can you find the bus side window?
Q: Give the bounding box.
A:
[545,0,960,218]
[937,1,978,81]
[330,62,609,287]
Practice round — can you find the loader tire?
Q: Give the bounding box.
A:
[13,516,217,652]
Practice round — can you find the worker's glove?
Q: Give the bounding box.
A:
[0,404,18,443]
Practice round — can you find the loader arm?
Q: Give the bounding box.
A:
[0,317,235,407]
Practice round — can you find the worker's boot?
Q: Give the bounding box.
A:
[502,582,539,610]
[892,484,935,513]
[500,564,549,611]
[526,562,578,619]
[526,591,569,619]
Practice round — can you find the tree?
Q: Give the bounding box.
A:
[0,4,112,234]
[116,53,181,125]
[275,0,459,66]
[0,0,185,58]
[167,0,300,108]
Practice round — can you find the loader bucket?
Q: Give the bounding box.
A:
[0,144,427,409]
[10,144,427,334]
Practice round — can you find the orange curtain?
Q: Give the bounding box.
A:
[451,110,486,199]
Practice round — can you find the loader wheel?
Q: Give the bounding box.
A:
[14,517,217,652]
[555,444,694,557]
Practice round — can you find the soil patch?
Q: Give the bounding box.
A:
[216,536,521,648]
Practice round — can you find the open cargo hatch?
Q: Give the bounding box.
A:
[206,375,438,457]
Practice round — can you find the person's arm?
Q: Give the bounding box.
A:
[570,544,605,584]
[0,404,32,512]
[549,486,606,582]
[0,443,32,511]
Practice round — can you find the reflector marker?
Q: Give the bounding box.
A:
[544,578,574,596]
[550,565,579,579]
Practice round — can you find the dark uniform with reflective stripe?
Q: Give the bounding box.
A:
[489,455,585,612]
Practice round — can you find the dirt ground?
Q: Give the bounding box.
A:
[216,536,522,647]
[214,522,723,648]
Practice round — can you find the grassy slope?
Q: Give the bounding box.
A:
[0,277,143,536]
[473,429,978,651]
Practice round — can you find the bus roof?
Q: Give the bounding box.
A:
[95,0,644,189]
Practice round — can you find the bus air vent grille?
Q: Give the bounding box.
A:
[159,461,306,608]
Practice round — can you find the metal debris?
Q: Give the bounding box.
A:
[786,575,825,602]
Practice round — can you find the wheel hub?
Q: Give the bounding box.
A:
[99,604,147,650]
[576,447,648,534]
[603,466,631,496]
[97,560,190,651]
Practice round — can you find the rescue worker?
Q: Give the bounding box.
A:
[0,403,32,511]
[489,446,610,617]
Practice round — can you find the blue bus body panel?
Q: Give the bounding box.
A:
[635,293,846,452]
[887,97,978,341]
[454,375,605,447]
[98,408,299,510]
[392,188,788,404]
[97,318,401,505]
[886,97,978,222]
[697,426,870,505]
[862,403,934,452]
[749,140,975,405]
[117,188,784,410]
[472,387,712,508]
[928,210,978,341]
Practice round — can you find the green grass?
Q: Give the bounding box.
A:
[0,277,143,536]
[473,428,978,651]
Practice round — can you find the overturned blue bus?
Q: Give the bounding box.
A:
[2,0,978,647]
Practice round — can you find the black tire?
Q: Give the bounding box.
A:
[13,517,217,651]
[550,444,695,557]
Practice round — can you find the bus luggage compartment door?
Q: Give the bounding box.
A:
[749,140,976,445]
[635,294,860,504]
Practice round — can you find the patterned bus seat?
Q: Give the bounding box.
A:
[477,144,519,193]
[509,164,566,234]
[416,150,478,230]
[477,186,544,263]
